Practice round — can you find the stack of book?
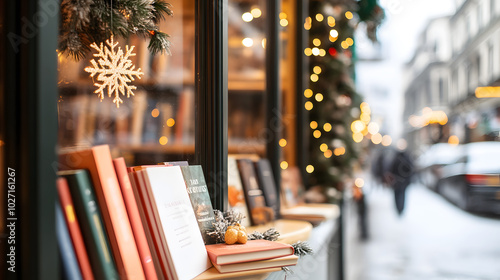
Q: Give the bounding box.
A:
[205,240,298,274]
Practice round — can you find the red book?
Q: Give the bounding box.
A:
[205,240,294,265]
[113,158,158,280]
[56,178,95,280]
[59,145,145,280]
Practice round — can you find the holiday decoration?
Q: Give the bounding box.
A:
[224,224,248,244]
[304,0,384,193]
[59,0,172,60]
[84,35,144,108]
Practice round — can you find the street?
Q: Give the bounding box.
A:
[346,182,500,280]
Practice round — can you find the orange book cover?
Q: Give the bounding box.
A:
[129,169,171,280]
[56,177,95,280]
[205,240,294,265]
[113,158,158,280]
[59,145,145,280]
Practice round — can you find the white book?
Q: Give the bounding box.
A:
[227,157,251,227]
[141,166,211,280]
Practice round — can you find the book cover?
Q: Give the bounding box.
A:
[113,158,158,280]
[179,165,216,244]
[56,177,94,280]
[160,161,189,166]
[213,254,298,273]
[227,157,250,227]
[236,159,268,225]
[128,170,169,280]
[254,159,279,216]
[141,166,212,280]
[56,201,83,280]
[59,145,145,280]
[58,169,118,280]
[280,167,305,208]
[205,239,294,265]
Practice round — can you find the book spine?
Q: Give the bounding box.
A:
[237,159,267,225]
[57,178,95,280]
[113,158,158,280]
[56,201,83,280]
[60,170,119,280]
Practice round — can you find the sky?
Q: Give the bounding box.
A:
[355,0,457,139]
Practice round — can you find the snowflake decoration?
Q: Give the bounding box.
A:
[85,35,144,108]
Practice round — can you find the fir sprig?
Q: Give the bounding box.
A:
[59,0,173,60]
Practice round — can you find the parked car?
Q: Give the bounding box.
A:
[416,143,463,191]
[438,141,500,215]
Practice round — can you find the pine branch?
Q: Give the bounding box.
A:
[152,0,173,24]
[148,31,171,56]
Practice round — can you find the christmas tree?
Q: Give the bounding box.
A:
[304,0,384,193]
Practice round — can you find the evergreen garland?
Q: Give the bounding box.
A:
[305,0,384,191]
[59,0,173,60]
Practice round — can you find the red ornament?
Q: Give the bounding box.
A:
[329,47,337,57]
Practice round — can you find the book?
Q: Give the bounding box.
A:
[213,254,298,274]
[160,161,189,166]
[139,166,212,280]
[57,169,118,280]
[227,157,250,227]
[205,239,294,265]
[280,167,305,207]
[58,145,145,280]
[236,159,270,225]
[113,158,158,280]
[254,159,279,216]
[179,165,216,244]
[56,177,95,280]
[56,201,83,280]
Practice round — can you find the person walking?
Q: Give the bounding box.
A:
[385,147,415,215]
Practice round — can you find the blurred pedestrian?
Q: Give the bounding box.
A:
[352,185,368,240]
[385,147,415,215]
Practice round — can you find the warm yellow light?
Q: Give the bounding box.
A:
[334,147,346,156]
[319,49,326,56]
[310,121,318,129]
[313,130,322,138]
[330,29,339,38]
[371,133,382,144]
[242,38,253,47]
[305,101,314,111]
[323,123,332,132]
[353,132,363,143]
[242,12,253,22]
[315,13,324,22]
[313,66,322,74]
[281,161,289,170]
[328,16,336,27]
[448,135,460,145]
[304,22,312,30]
[346,37,354,46]
[324,150,333,158]
[313,38,321,46]
[279,138,287,147]
[329,35,338,43]
[312,47,320,56]
[367,122,379,134]
[251,8,262,18]
[306,165,314,173]
[304,48,312,56]
[166,118,175,127]
[345,11,353,19]
[304,89,313,98]
[262,38,266,48]
[475,86,500,98]
[315,93,324,102]
[381,135,392,146]
[280,19,289,27]
[320,143,328,152]
[279,12,287,19]
[360,102,371,114]
[310,74,319,82]
[341,41,349,49]
[355,178,364,188]
[151,108,160,118]
[159,136,168,145]
[351,120,366,133]
[360,112,370,123]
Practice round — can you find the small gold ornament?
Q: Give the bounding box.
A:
[85,35,144,108]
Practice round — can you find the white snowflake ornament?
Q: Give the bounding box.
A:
[85,35,144,108]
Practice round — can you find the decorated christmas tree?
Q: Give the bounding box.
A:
[304,0,384,194]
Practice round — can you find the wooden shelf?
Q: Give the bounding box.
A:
[194,267,280,280]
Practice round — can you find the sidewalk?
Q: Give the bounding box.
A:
[345,183,500,280]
